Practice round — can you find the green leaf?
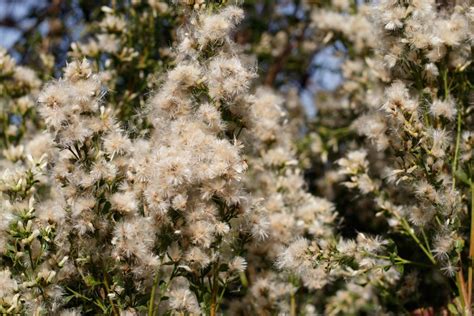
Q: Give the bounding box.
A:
[447,303,459,315]
[84,275,102,288]
[455,169,471,186]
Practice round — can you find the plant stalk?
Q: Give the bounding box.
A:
[148,270,160,316]
[210,262,219,316]
[468,184,474,308]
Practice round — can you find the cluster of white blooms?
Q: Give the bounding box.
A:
[1,5,314,314]
[304,0,474,313]
[122,6,263,312]
[71,9,136,60]
[0,47,42,151]
[0,47,58,314]
[0,153,49,314]
[69,2,177,126]
[228,88,338,313]
[1,0,473,314]
[311,5,374,53]
[359,0,472,276]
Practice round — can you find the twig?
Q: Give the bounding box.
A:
[103,274,119,316]
[400,218,436,264]
[210,260,220,316]
[452,109,462,189]
[148,269,161,316]
[468,183,474,308]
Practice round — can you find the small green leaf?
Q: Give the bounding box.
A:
[447,303,459,315]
